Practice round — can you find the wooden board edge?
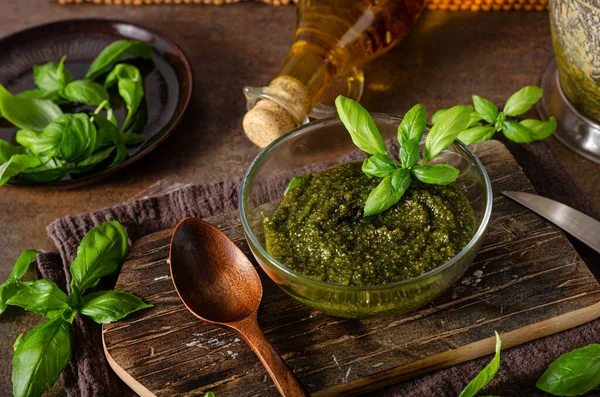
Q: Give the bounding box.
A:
[313,300,600,397]
[102,328,157,397]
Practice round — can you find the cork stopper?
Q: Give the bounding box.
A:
[243,76,311,148]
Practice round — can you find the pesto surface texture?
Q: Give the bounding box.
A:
[264,161,475,286]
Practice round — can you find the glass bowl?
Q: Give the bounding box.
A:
[239,114,492,318]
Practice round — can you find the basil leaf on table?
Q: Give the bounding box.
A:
[21,158,66,183]
[0,283,21,315]
[398,104,427,144]
[69,221,129,296]
[457,126,496,145]
[362,153,398,178]
[0,154,42,186]
[503,85,543,116]
[502,120,533,144]
[423,105,472,163]
[12,318,71,397]
[520,117,557,141]
[335,95,387,156]
[459,332,502,397]
[80,290,152,323]
[45,114,97,163]
[399,137,420,169]
[364,168,410,217]
[412,164,460,185]
[7,279,70,320]
[472,95,498,123]
[86,40,152,80]
[0,85,62,132]
[60,80,109,107]
[8,250,38,282]
[0,140,25,163]
[105,64,145,131]
[537,344,600,396]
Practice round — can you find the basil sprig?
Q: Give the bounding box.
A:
[334,96,472,216]
[0,39,151,187]
[433,86,557,145]
[459,332,502,397]
[537,344,600,396]
[1,221,152,397]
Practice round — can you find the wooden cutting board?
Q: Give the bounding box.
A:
[103,140,600,397]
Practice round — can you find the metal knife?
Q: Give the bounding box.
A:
[502,191,600,254]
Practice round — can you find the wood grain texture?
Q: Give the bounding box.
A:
[103,140,600,397]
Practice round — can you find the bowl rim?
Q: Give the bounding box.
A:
[239,113,493,291]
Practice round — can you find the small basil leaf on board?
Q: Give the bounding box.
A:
[69,221,129,295]
[86,40,153,80]
[12,318,71,397]
[7,279,70,320]
[105,64,145,131]
[0,154,42,186]
[125,133,145,146]
[412,164,460,185]
[79,290,152,323]
[502,120,533,144]
[423,105,473,163]
[0,140,25,163]
[68,146,116,174]
[472,95,499,123]
[399,137,420,169]
[459,332,502,397]
[364,168,409,217]
[520,117,557,141]
[457,126,497,145]
[335,96,387,156]
[0,85,63,132]
[362,154,398,178]
[537,344,600,396]
[21,158,66,183]
[431,108,447,125]
[284,176,302,196]
[503,86,543,116]
[45,114,98,163]
[467,112,483,128]
[110,144,128,168]
[398,104,427,144]
[60,80,109,107]
[8,250,38,281]
[16,128,61,158]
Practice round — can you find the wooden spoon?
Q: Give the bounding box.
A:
[169,217,309,397]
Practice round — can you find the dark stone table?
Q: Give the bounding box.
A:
[1,2,598,395]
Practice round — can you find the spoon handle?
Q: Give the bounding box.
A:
[235,316,310,397]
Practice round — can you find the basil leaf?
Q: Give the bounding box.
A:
[17,89,62,102]
[364,168,410,217]
[335,96,387,156]
[412,164,460,185]
[45,114,97,163]
[520,117,557,141]
[0,154,42,186]
[34,56,71,92]
[399,137,420,169]
[86,40,152,80]
[93,113,122,149]
[69,221,129,295]
[110,143,128,168]
[472,95,498,123]
[204,393,215,397]
[61,80,109,107]
[106,64,145,131]
[8,250,39,281]
[0,282,20,315]
[398,104,427,144]
[16,128,61,157]
[423,105,472,163]
[284,176,302,196]
[458,126,497,145]
[125,133,145,146]
[467,112,483,128]
[68,146,115,174]
[431,109,447,125]
[0,85,62,132]
[80,290,152,324]
[502,120,533,144]
[12,318,71,397]
[7,279,70,320]
[0,140,25,163]
[362,154,398,178]
[459,332,502,397]
[537,344,600,396]
[21,158,66,183]
[503,86,543,116]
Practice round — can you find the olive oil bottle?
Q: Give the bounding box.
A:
[243,0,426,147]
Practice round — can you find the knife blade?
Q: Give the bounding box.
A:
[502,191,600,254]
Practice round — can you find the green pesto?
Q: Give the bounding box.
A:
[264,161,475,286]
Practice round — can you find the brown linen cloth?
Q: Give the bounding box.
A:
[37,138,600,397]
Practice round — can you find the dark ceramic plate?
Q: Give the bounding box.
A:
[0,19,192,188]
